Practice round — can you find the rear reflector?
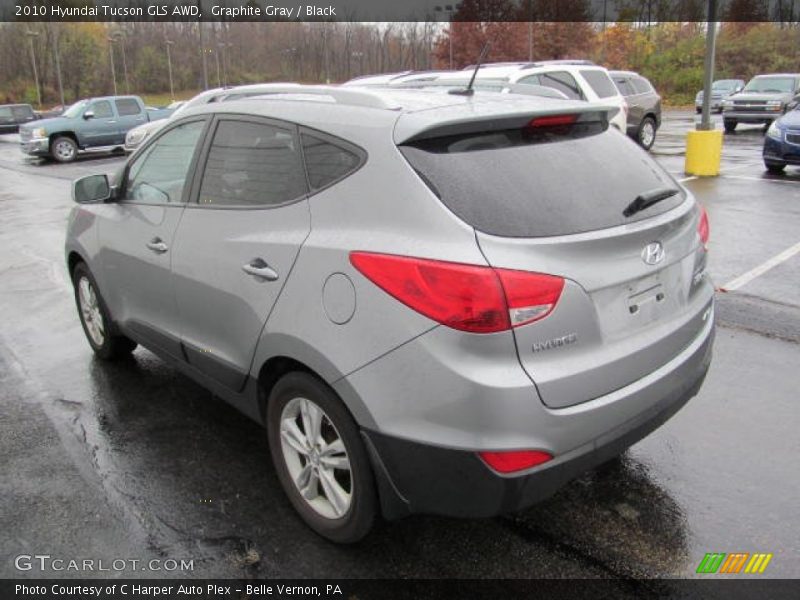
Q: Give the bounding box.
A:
[349,252,564,334]
[479,450,553,474]
[528,114,579,128]
[698,204,710,250]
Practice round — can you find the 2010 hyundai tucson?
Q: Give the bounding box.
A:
[66,85,714,543]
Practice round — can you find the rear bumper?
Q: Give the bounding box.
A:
[362,310,714,519]
[20,137,49,156]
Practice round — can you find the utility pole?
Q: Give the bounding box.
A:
[25,30,41,107]
[107,37,118,96]
[218,42,228,86]
[165,40,175,101]
[50,24,65,107]
[116,32,130,94]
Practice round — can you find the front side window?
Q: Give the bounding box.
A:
[198,119,307,207]
[91,100,113,118]
[123,120,205,204]
[580,70,618,98]
[537,71,584,100]
[115,98,141,116]
[301,133,363,190]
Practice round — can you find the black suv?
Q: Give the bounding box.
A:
[0,104,38,134]
[610,71,662,150]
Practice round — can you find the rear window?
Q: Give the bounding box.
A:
[0,106,12,118]
[12,105,34,119]
[580,70,619,98]
[400,125,684,238]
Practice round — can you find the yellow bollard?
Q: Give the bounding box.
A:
[684,129,723,176]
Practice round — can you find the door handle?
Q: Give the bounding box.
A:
[146,238,169,254]
[107,120,117,124]
[242,258,279,281]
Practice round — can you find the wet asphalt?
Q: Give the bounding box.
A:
[0,110,798,582]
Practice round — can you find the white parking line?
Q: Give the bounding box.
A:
[720,241,800,291]
[721,174,800,185]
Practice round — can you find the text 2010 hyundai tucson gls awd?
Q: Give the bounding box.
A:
[66,85,714,543]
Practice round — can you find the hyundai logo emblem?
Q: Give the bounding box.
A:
[642,242,665,265]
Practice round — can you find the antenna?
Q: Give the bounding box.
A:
[449,43,491,96]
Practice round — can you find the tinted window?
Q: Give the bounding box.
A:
[115,98,141,116]
[301,133,363,190]
[581,70,618,98]
[632,77,654,94]
[124,120,205,204]
[400,125,684,238]
[536,71,584,100]
[91,100,113,118]
[613,77,635,97]
[198,120,306,207]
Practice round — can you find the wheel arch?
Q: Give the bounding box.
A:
[253,335,376,430]
[49,131,79,147]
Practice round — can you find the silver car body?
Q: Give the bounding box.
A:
[67,86,714,518]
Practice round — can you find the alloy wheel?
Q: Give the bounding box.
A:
[78,276,105,346]
[279,396,352,519]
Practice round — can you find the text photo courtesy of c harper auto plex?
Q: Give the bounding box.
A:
[0,0,799,598]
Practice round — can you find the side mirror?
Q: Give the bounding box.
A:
[83,110,95,120]
[73,174,112,204]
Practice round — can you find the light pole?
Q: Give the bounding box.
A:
[434,4,460,70]
[165,40,175,101]
[50,24,65,107]
[107,37,118,95]
[115,32,130,94]
[25,30,42,107]
[213,48,221,87]
[217,42,232,86]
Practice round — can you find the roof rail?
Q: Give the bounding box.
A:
[522,59,596,69]
[244,84,401,110]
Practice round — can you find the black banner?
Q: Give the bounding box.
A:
[3,579,800,600]
[2,0,800,23]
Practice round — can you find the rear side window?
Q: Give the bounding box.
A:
[12,106,34,119]
[0,106,13,118]
[400,124,684,238]
[115,98,141,116]
[613,77,635,97]
[301,133,363,190]
[632,77,654,94]
[580,70,618,98]
[198,119,307,207]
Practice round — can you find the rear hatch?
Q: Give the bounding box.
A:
[399,112,711,408]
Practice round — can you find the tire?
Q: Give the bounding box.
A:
[50,136,78,163]
[72,262,137,360]
[636,116,657,150]
[765,161,786,174]
[723,119,737,133]
[267,372,376,543]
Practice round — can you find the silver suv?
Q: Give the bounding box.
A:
[66,85,714,543]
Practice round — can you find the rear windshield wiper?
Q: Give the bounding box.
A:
[623,187,679,218]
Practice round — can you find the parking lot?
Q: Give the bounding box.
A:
[0,109,798,583]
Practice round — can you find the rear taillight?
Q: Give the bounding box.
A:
[698,204,710,250]
[349,252,564,334]
[479,450,553,474]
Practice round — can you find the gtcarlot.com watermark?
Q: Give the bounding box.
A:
[14,554,194,573]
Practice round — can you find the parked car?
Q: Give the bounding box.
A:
[763,103,800,173]
[722,73,800,133]
[66,85,714,543]
[19,96,174,162]
[435,61,628,131]
[695,79,744,113]
[343,71,453,87]
[0,103,38,134]
[610,70,662,150]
